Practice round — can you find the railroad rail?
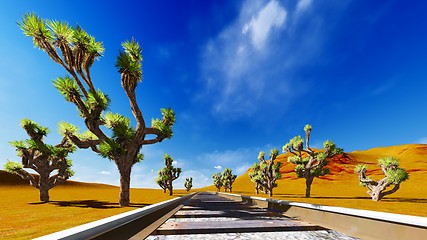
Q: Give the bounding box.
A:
[35,192,427,240]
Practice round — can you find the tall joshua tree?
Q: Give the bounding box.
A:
[184,177,193,192]
[252,148,282,197]
[222,168,237,193]
[19,13,176,206]
[156,154,181,196]
[283,124,341,198]
[355,157,409,201]
[212,172,223,192]
[4,119,75,202]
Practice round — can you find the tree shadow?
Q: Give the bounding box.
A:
[262,194,427,203]
[29,200,150,209]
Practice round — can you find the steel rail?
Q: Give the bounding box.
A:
[218,192,427,240]
[33,192,196,240]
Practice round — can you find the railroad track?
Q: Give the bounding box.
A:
[35,192,427,240]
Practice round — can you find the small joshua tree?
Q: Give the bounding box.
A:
[355,157,409,201]
[184,177,193,192]
[4,119,75,202]
[283,124,341,198]
[156,154,181,196]
[222,168,237,193]
[212,172,223,192]
[250,149,282,197]
[249,163,264,194]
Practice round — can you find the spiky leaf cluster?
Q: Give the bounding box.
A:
[58,121,79,137]
[105,112,134,140]
[116,39,142,91]
[21,118,49,138]
[53,76,81,102]
[290,135,304,151]
[19,13,104,70]
[4,161,23,173]
[152,108,176,139]
[86,90,110,114]
[354,164,367,174]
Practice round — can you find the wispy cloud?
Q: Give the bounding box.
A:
[296,0,312,15]
[199,0,324,120]
[98,171,111,175]
[214,165,222,170]
[242,0,287,50]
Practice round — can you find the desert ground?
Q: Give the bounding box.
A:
[1,144,426,239]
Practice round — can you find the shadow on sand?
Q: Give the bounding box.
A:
[264,194,427,203]
[29,200,149,209]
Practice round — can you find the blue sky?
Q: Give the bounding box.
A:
[1,0,426,189]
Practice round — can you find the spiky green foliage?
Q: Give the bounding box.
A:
[151,108,176,139]
[105,112,134,140]
[290,135,304,151]
[4,161,23,173]
[304,124,312,132]
[18,13,53,49]
[116,39,142,84]
[21,118,49,136]
[355,157,409,201]
[53,76,81,102]
[354,164,367,174]
[58,121,79,137]
[47,20,74,43]
[86,90,110,113]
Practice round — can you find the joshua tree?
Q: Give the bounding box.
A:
[222,168,237,193]
[4,119,75,202]
[251,148,282,197]
[249,163,264,194]
[355,157,409,201]
[283,124,341,198]
[156,174,167,193]
[212,172,223,192]
[156,154,181,196]
[184,177,193,192]
[19,14,176,206]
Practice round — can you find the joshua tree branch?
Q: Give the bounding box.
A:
[380,184,400,197]
[15,169,39,189]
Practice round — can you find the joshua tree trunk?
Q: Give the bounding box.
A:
[305,176,314,198]
[39,172,50,202]
[168,179,173,196]
[369,183,400,201]
[119,165,132,206]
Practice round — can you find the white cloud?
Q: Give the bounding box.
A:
[242,0,287,50]
[199,0,327,119]
[296,0,312,14]
[214,165,222,170]
[98,171,111,175]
